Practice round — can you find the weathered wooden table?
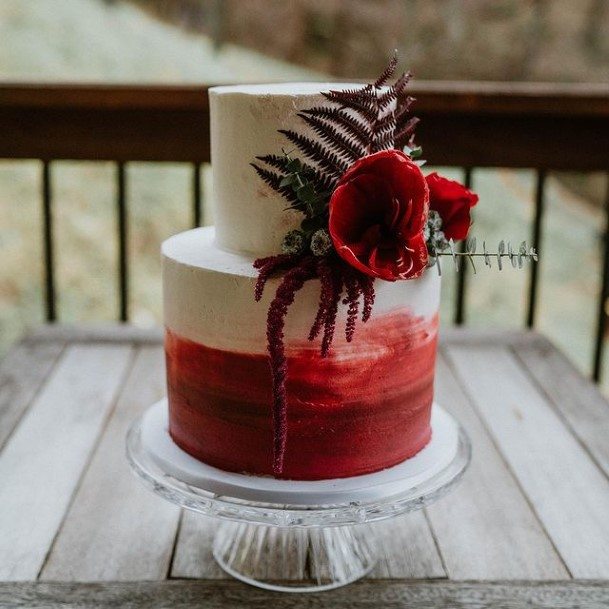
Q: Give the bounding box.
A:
[2,325,609,608]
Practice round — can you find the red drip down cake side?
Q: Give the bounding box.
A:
[166,310,438,480]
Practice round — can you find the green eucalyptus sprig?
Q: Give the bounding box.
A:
[402,143,426,167]
[278,152,329,225]
[431,238,538,276]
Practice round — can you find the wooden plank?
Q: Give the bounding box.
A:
[21,324,536,350]
[20,325,538,349]
[369,515,445,579]
[440,327,539,348]
[446,344,609,578]
[23,324,162,346]
[426,354,568,579]
[2,580,609,608]
[516,337,609,479]
[0,340,64,451]
[170,513,225,579]
[41,346,180,582]
[0,344,133,581]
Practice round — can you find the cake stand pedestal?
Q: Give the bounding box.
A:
[126,401,470,593]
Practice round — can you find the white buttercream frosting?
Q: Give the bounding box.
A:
[163,227,440,353]
[209,82,366,257]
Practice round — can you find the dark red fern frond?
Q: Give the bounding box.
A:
[375,112,397,133]
[377,71,412,110]
[321,88,378,124]
[394,116,420,149]
[395,95,415,124]
[265,256,317,474]
[250,163,298,204]
[278,129,349,177]
[253,55,419,206]
[255,154,288,172]
[322,84,372,101]
[300,107,373,145]
[257,153,336,193]
[250,163,283,189]
[308,167,338,193]
[376,88,397,111]
[375,122,396,139]
[373,129,396,151]
[374,53,398,88]
[298,114,367,161]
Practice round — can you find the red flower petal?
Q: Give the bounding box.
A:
[329,150,428,281]
[426,172,478,241]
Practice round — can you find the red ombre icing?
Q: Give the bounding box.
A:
[166,310,438,480]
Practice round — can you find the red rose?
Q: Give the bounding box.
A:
[328,150,429,281]
[426,172,478,241]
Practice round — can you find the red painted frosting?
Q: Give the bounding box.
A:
[166,311,438,480]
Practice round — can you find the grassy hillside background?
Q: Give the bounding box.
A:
[0,0,607,383]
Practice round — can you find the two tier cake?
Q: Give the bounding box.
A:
[162,68,478,481]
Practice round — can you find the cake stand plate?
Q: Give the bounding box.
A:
[126,401,471,592]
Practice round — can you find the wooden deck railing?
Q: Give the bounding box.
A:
[1,81,608,377]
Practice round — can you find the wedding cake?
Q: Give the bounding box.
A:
[163,63,479,480]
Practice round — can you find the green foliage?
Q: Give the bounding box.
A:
[432,238,538,276]
[403,143,423,159]
[278,153,330,237]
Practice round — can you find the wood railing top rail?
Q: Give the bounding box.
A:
[1,81,608,113]
[1,81,608,168]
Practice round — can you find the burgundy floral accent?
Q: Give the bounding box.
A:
[252,57,419,474]
[426,172,478,241]
[257,257,316,474]
[253,254,299,300]
[308,259,334,343]
[254,255,375,474]
[361,275,375,322]
[328,150,429,281]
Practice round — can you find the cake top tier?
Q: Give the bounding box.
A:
[209,82,362,257]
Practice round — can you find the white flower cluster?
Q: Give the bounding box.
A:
[281,228,333,257]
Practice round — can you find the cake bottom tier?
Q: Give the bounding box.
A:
[166,310,438,481]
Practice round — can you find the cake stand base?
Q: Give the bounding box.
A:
[213,521,378,592]
[126,401,471,593]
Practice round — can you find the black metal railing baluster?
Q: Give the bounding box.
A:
[592,172,609,383]
[117,162,128,322]
[192,163,203,228]
[454,167,473,325]
[526,169,547,328]
[41,160,56,322]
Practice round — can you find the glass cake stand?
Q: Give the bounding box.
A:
[126,401,471,593]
